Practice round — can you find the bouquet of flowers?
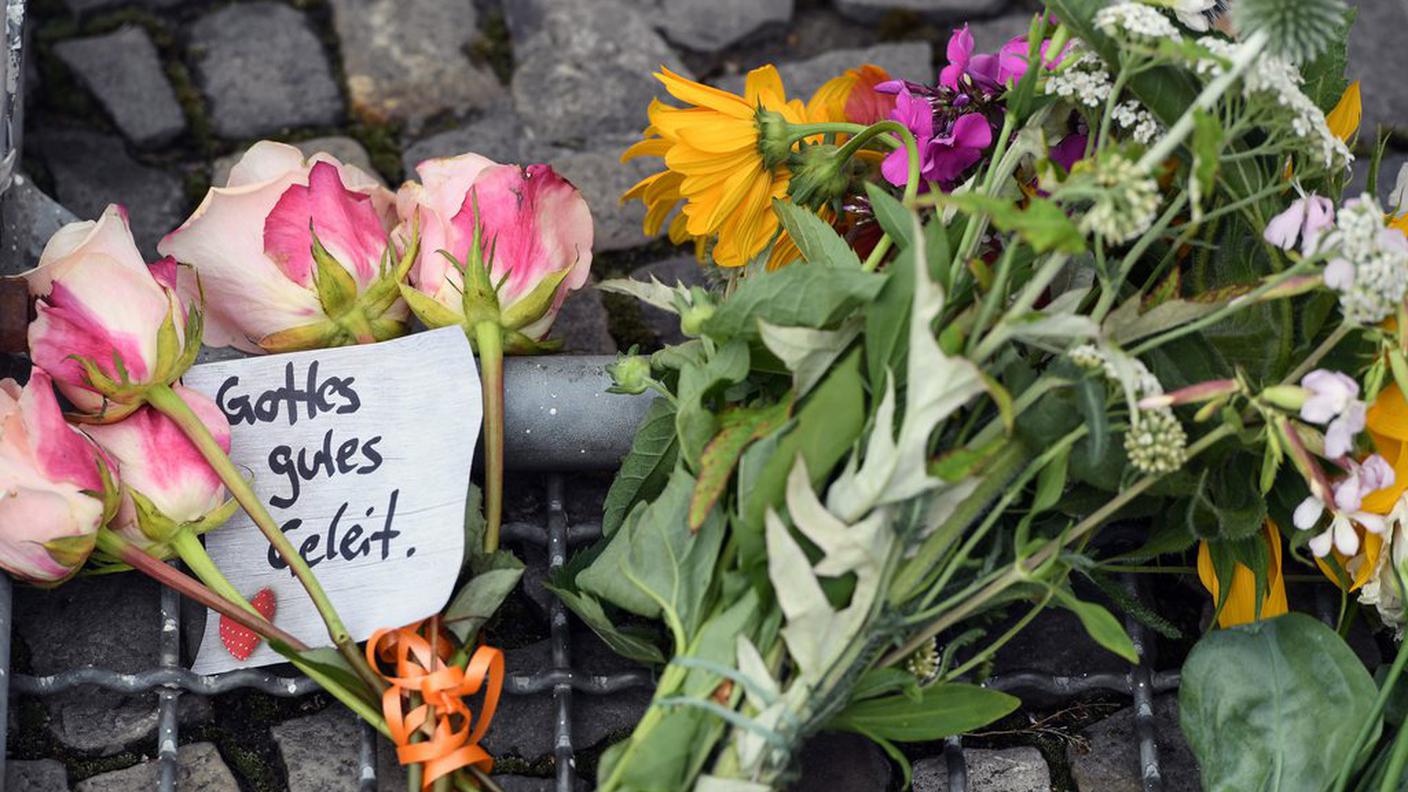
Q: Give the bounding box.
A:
[545,0,1408,788]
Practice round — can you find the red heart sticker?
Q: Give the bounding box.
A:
[219,587,276,661]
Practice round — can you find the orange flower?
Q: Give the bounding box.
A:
[807,64,896,126]
[1197,522,1289,628]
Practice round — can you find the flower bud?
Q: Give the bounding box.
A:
[607,355,654,396]
[1260,385,1310,411]
[83,387,234,555]
[1138,378,1240,409]
[0,368,114,585]
[755,108,795,170]
[680,301,717,338]
[788,144,854,211]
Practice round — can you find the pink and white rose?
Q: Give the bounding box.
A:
[396,154,593,346]
[0,368,113,584]
[21,205,193,418]
[159,141,406,353]
[83,387,232,552]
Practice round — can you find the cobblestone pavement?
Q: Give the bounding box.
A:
[8,0,1408,789]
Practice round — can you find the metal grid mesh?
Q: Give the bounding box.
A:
[2,472,1178,792]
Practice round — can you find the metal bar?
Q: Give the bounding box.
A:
[13,667,321,696]
[1124,576,1163,792]
[501,522,602,548]
[157,583,181,792]
[358,720,378,792]
[944,736,967,792]
[502,357,653,472]
[504,669,653,696]
[546,475,577,792]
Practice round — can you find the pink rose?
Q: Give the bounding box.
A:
[0,368,113,584]
[21,205,195,419]
[83,387,232,554]
[396,154,593,347]
[159,141,408,353]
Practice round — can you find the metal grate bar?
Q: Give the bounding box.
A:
[547,475,577,792]
[157,582,181,792]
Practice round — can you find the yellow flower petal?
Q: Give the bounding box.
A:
[1197,523,1289,628]
[1327,81,1362,144]
[656,67,752,119]
[743,65,786,107]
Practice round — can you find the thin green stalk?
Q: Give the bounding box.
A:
[1128,259,1315,356]
[942,591,1053,681]
[1285,323,1352,385]
[474,321,506,554]
[855,121,922,272]
[169,530,253,615]
[145,383,385,695]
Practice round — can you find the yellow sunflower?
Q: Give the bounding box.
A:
[1197,522,1290,628]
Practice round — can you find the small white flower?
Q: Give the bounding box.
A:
[1321,196,1408,325]
[1096,2,1183,41]
[1294,454,1396,557]
[1164,0,1219,31]
[1045,51,1115,109]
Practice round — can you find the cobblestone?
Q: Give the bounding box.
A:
[638,0,794,53]
[1067,695,1201,792]
[834,0,1011,25]
[629,256,708,346]
[402,105,564,173]
[53,26,186,148]
[550,143,663,252]
[550,282,618,355]
[0,174,76,277]
[715,41,934,99]
[1348,0,1408,136]
[188,2,343,139]
[73,744,238,792]
[788,732,891,791]
[914,747,1051,792]
[5,759,69,792]
[271,706,363,792]
[329,0,503,129]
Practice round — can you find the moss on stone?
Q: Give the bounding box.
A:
[470,8,514,87]
[347,122,406,184]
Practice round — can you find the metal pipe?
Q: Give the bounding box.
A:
[502,357,653,472]
[546,475,577,792]
[157,583,181,792]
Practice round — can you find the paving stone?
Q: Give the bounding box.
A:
[74,743,238,792]
[401,105,566,173]
[376,738,569,792]
[211,136,377,188]
[550,283,618,354]
[272,706,365,792]
[508,0,691,145]
[788,732,891,791]
[1348,0,1408,137]
[550,143,663,252]
[834,0,1011,25]
[715,41,934,99]
[484,637,651,759]
[62,0,184,13]
[914,747,1051,792]
[967,10,1040,51]
[15,574,162,754]
[632,0,794,52]
[628,256,708,346]
[0,173,77,277]
[38,127,186,259]
[53,26,186,148]
[6,759,69,792]
[989,607,1132,703]
[329,0,503,129]
[1067,695,1201,792]
[188,2,343,139]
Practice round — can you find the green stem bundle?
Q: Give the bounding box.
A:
[474,321,506,554]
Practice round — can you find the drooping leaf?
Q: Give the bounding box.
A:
[1180,614,1378,792]
[689,401,793,531]
[545,583,666,665]
[865,183,916,250]
[675,339,751,469]
[864,248,915,394]
[759,318,863,397]
[702,261,884,342]
[773,200,863,269]
[443,550,524,644]
[599,276,688,314]
[1190,108,1223,216]
[603,398,680,536]
[830,683,1021,742]
[1053,589,1139,663]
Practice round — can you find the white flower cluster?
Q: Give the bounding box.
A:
[1077,154,1162,244]
[905,637,939,682]
[1323,196,1408,325]
[1113,100,1162,144]
[1045,51,1114,108]
[1068,344,1187,475]
[1096,2,1183,42]
[1194,37,1350,169]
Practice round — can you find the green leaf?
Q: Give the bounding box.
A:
[443,550,524,645]
[1298,7,1356,112]
[500,267,572,330]
[1180,614,1379,792]
[311,233,359,317]
[675,340,751,469]
[689,401,792,531]
[935,193,1086,254]
[1074,376,1108,468]
[272,646,375,707]
[1052,589,1139,663]
[546,584,666,665]
[1191,109,1223,215]
[864,247,914,395]
[830,683,1021,742]
[463,482,487,566]
[603,398,679,536]
[773,200,863,269]
[850,667,922,703]
[864,183,916,250]
[398,283,464,329]
[758,318,862,397]
[702,262,884,342]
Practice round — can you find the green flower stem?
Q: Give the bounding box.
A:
[99,528,390,730]
[169,529,260,615]
[145,382,385,695]
[474,321,506,554]
[785,122,870,141]
[851,121,921,272]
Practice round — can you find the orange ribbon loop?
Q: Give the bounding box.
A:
[366,619,504,789]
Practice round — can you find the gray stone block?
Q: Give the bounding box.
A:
[628,256,708,346]
[54,26,186,148]
[6,759,69,792]
[715,41,934,99]
[549,143,663,253]
[271,706,363,792]
[329,0,504,129]
[509,0,690,146]
[834,0,1010,25]
[401,106,565,174]
[211,136,378,188]
[62,0,185,13]
[1067,695,1201,792]
[188,3,343,139]
[788,732,892,791]
[1348,0,1408,137]
[1348,152,1408,210]
[549,283,618,355]
[646,0,795,52]
[38,127,186,259]
[967,10,1039,51]
[914,747,1051,791]
[0,174,77,277]
[74,743,238,792]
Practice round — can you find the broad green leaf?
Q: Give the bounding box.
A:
[599,707,711,791]
[759,318,862,397]
[865,183,916,250]
[1180,614,1379,792]
[1074,376,1108,468]
[864,248,914,394]
[680,587,764,699]
[1053,590,1139,663]
[599,276,687,314]
[830,683,1021,742]
[773,200,863,269]
[603,398,679,536]
[1299,7,1356,112]
[1106,294,1223,346]
[676,339,751,468]
[463,483,486,565]
[850,667,922,703]
[689,401,792,531]
[936,193,1086,254]
[546,583,666,665]
[443,550,524,644]
[702,262,884,342]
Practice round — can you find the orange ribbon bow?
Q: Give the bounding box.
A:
[366,619,504,789]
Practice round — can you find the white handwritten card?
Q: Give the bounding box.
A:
[181,327,481,673]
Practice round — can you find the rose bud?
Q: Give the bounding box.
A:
[0,368,117,585]
[158,140,414,354]
[394,154,593,351]
[83,387,235,556]
[19,205,198,421]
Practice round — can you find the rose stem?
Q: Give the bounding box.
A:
[474,321,505,554]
